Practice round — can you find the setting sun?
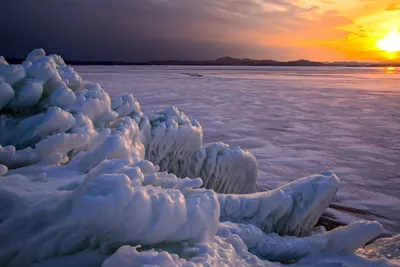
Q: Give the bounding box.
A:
[377,31,400,53]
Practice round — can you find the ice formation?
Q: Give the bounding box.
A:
[144,107,257,194]
[218,171,340,236]
[0,49,399,267]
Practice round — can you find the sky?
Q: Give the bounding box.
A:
[1,0,400,62]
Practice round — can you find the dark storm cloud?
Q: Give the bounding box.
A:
[0,0,317,61]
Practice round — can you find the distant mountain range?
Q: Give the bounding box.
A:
[5,56,400,67]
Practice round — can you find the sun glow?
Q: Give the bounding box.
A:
[377,31,400,53]
[385,66,396,74]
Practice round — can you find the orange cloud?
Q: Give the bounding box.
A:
[386,3,400,11]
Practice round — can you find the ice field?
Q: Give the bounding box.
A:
[0,50,399,266]
[77,65,400,234]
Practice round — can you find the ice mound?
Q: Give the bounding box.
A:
[102,236,269,267]
[0,51,142,169]
[217,220,382,262]
[0,50,399,267]
[1,50,256,193]
[0,162,219,267]
[143,107,257,194]
[218,171,340,236]
[143,106,203,174]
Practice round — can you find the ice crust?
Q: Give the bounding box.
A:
[0,50,398,267]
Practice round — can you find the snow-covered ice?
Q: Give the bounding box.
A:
[0,50,399,266]
[77,65,400,234]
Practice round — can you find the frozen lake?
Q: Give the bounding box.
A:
[76,65,400,234]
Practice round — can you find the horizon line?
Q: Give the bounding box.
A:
[3,56,400,67]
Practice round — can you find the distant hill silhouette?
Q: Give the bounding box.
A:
[4,56,400,67]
